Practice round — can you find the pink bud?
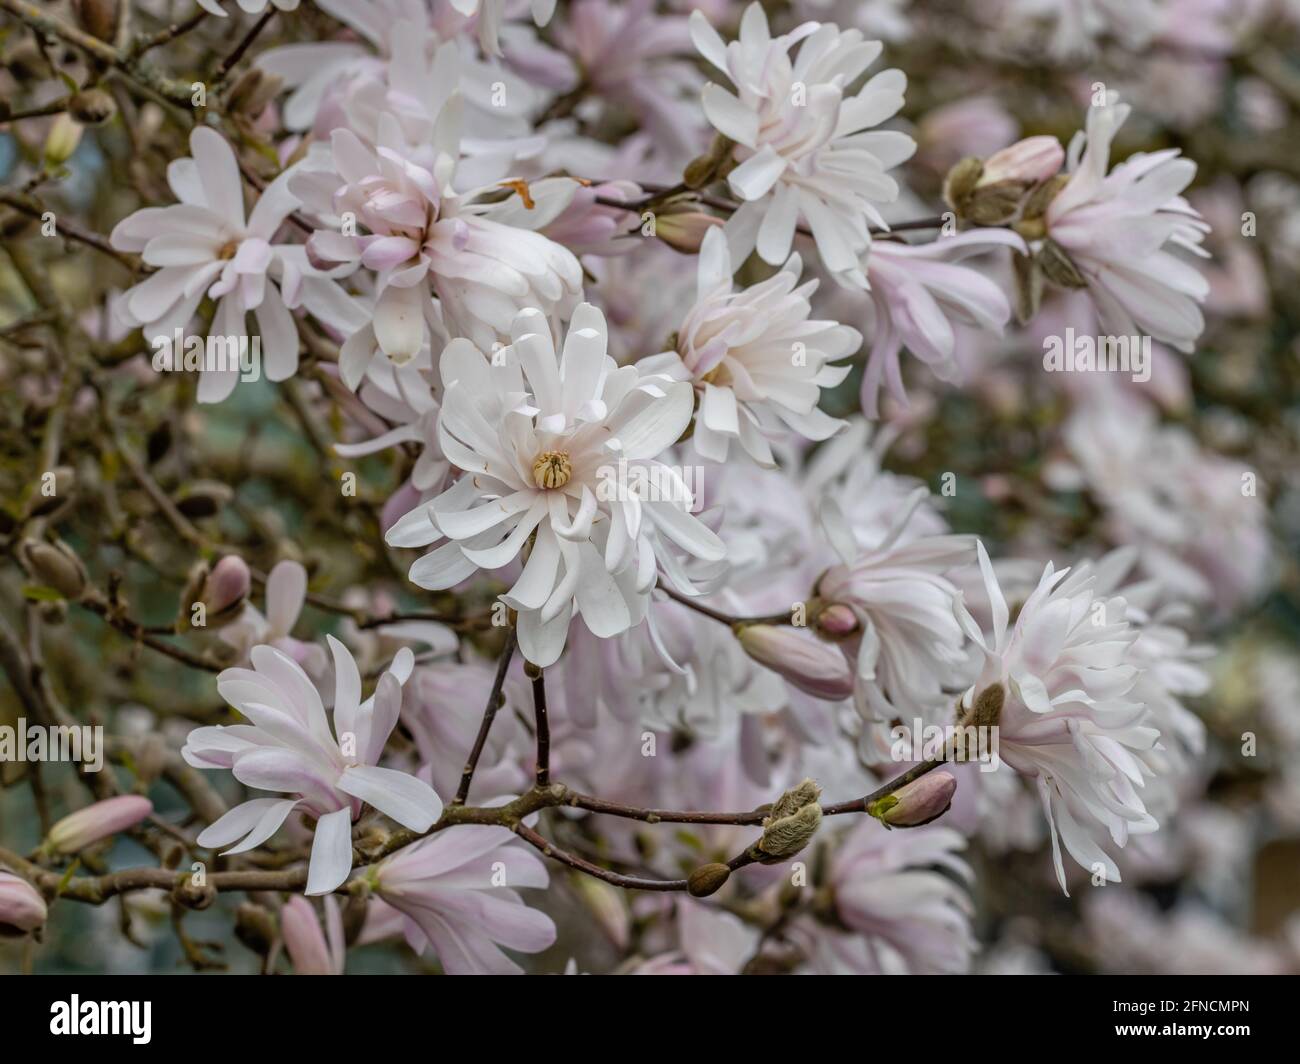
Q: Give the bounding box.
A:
[0,872,47,936]
[814,603,860,639]
[281,895,343,975]
[202,555,251,615]
[979,136,1064,187]
[737,625,855,701]
[869,771,957,828]
[47,795,153,854]
[655,210,726,254]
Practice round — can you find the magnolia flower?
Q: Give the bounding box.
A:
[367,824,556,974]
[294,98,582,378]
[801,823,974,974]
[634,899,759,974]
[957,543,1162,892]
[691,3,914,287]
[816,489,974,721]
[185,637,443,895]
[110,128,353,403]
[640,227,857,464]
[281,895,345,975]
[385,303,725,667]
[1044,99,1210,352]
[551,0,704,161]
[859,229,1023,417]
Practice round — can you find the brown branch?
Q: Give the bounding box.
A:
[453,629,517,805]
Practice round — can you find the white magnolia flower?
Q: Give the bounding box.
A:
[691,2,914,287]
[640,227,858,465]
[185,637,443,895]
[110,128,356,403]
[799,823,974,974]
[1045,98,1210,352]
[385,303,725,667]
[957,542,1162,893]
[293,58,582,379]
[367,824,556,975]
[816,489,974,721]
[859,229,1023,417]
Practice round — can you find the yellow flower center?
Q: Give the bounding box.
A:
[532,451,572,490]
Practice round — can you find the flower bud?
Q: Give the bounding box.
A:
[687,863,732,898]
[73,0,118,42]
[573,876,630,946]
[979,136,1064,188]
[281,896,337,975]
[868,771,957,828]
[654,207,726,254]
[0,872,47,937]
[812,602,859,640]
[26,465,76,517]
[202,555,251,619]
[174,480,234,519]
[234,902,277,956]
[967,681,1005,728]
[44,113,85,167]
[19,539,87,600]
[736,625,854,701]
[1037,239,1088,289]
[756,779,823,863]
[46,795,153,854]
[226,68,283,117]
[68,89,116,126]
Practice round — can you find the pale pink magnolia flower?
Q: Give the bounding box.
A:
[691,3,915,287]
[366,824,556,974]
[281,895,345,975]
[817,489,975,721]
[915,96,1019,175]
[385,304,724,667]
[859,229,1024,417]
[0,871,48,936]
[293,97,582,380]
[797,824,974,974]
[185,637,442,895]
[640,227,857,465]
[1045,99,1210,352]
[109,128,356,403]
[220,559,328,677]
[634,899,760,974]
[551,0,705,161]
[957,542,1163,893]
[46,796,153,855]
[1007,0,1163,59]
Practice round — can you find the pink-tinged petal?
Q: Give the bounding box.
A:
[196,797,299,850]
[265,559,307,636]
[189,127,246,229]
[336,764,443,832]
[282,896,338,975]
[373,284,426,363]
[306,807,355,895]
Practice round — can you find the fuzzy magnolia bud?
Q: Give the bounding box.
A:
[687,863,732,898]
[1037,239,1088,289]
[44,114,85,167]
[46,795,153,854]
[736,625,854,701]
[68,89,116,126]
[968,682,1006,729]
[0,872,47,937]
[756,779,823,863]
[868,771,957,828]
[946,137,1065,226]
[654,206,726,254]
[234,902,277,956]
[202,555,251,620]
[73,0,118,42]
[19,539,87,599]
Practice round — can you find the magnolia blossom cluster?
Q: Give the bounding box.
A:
[5,0,1286,981]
